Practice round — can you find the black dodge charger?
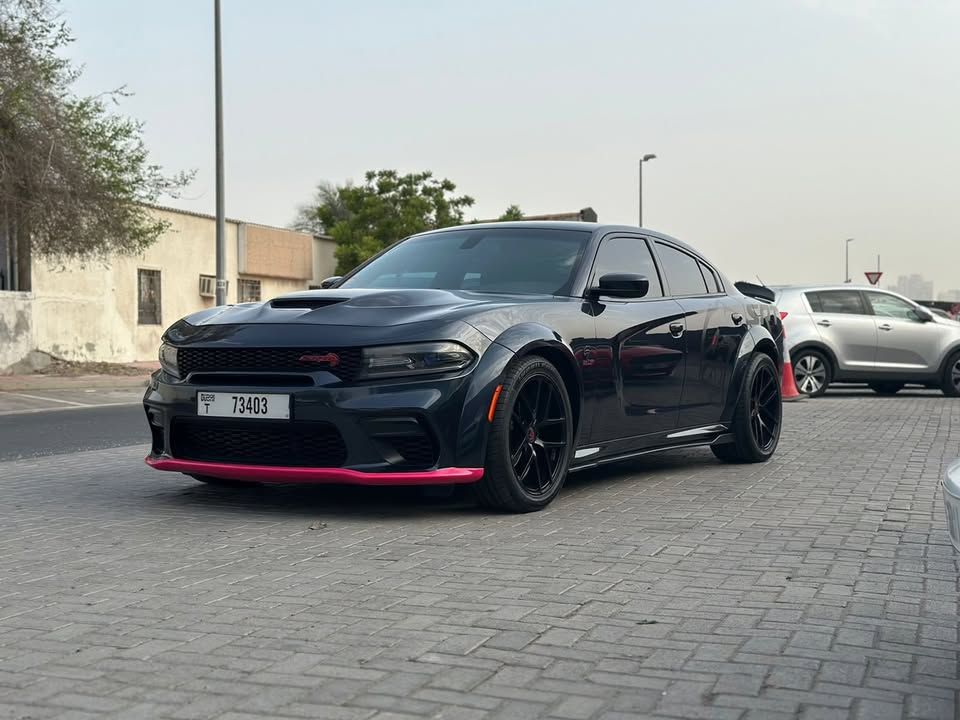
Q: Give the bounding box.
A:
[145,222,784,512]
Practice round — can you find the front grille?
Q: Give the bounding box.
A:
[170,419,348,468]
[178,347,362,381]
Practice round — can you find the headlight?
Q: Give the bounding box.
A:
[158,343,180,378]
[359,342,475,379]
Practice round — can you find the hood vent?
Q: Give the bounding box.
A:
[270,297,346,310]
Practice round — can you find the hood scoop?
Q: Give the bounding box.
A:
[270,297,347,310]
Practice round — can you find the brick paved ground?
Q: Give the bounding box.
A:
[0,391,957,719]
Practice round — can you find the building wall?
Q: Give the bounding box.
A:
[312,235,337,286]
[28,207,319,364]
[0,292,33,372]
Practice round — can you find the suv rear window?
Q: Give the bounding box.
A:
[806,290,866,315]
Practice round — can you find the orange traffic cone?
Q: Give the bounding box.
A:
[781,343,802,401]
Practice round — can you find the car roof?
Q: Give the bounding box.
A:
[416,221,707,259]
[771,284,896,293]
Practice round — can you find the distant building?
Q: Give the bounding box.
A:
[937,288,960,302]
[476,207,598,223]
[890,273,934,301]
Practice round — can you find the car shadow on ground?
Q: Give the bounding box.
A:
[148,448,722,520]
[824,386,946,399]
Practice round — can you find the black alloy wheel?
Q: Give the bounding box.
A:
[477,356,573,512]
[713,353,782,463]
[749,360,782,452]
[508,374,568,497]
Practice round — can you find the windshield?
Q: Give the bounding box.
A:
[339,227,591,296]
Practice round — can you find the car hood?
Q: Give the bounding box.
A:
[180,288,568,328]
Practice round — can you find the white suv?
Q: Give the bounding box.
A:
[772,285,960,397]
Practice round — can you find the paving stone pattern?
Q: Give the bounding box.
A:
[0,392,958,719]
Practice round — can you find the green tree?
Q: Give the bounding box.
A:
[0,0,191,289]
[293,170,474,274]
[497,204,524,221]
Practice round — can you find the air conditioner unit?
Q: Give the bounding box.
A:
[199,274,215,297]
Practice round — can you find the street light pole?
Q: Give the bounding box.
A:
[214,0,227,306]
[845,238,854,283]
[639,154,656,227]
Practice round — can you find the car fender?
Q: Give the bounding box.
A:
[722,323,780,423]
[455,323,583,469]
[937,339,960,376]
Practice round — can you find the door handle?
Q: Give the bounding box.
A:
[731,313,744,325]
[878,323,892,331]
[816,319,832,327]
[669,322,684,338]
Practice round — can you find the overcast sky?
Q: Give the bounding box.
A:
[61,0,960,294]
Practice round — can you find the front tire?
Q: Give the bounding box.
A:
[869,382,904,395]
[792,349,831,397]
[942,351,960,398]
[712,353,782,464]
[476,356,573,513]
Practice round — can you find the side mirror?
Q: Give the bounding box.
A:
[319,276,342,289]
[914,307,934,322]
[588,273,650,299]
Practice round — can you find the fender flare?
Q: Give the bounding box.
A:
[455,323,583,468]
[722,324,780,422]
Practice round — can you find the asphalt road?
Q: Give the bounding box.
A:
[0,403,148,461]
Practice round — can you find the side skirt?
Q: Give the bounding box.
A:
[569,427,732,472]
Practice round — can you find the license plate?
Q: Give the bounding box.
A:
[197,392,290,419]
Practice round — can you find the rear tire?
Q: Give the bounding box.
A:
[942,351,960,398]
[712,353,782,464]
[475,356,573,513]
[792,349,831,397]
[190,474,260,488]
[869,382,904,395]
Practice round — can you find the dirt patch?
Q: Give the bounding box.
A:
[36,359,150,377]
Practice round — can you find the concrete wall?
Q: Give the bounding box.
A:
[312,236,338,286]
[28,207,320,364]
[0,292,33,372]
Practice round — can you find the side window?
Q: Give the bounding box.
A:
[866,292,919,320]
[655,242,708,296]
[699,261,721,293]
[590,237,663,298]
[811,290,867,315]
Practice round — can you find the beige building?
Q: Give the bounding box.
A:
[0,205,337,369]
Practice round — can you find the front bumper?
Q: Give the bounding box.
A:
[145,457,482,485]
[143,366,490,485]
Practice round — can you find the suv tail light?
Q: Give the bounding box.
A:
[779,311,789,320]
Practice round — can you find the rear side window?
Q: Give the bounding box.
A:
[656,242,708,296]
[699,261,721,293]
[807,290,866,315]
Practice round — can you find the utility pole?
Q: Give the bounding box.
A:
[214,0,227,306]
[844,238,854,283]
[639,154,656,227]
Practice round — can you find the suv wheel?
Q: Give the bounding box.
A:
[943,351,960,398]
[792,349,831,397]
[869,382,904,395]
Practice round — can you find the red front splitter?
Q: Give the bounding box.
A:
[145,456,483,486]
